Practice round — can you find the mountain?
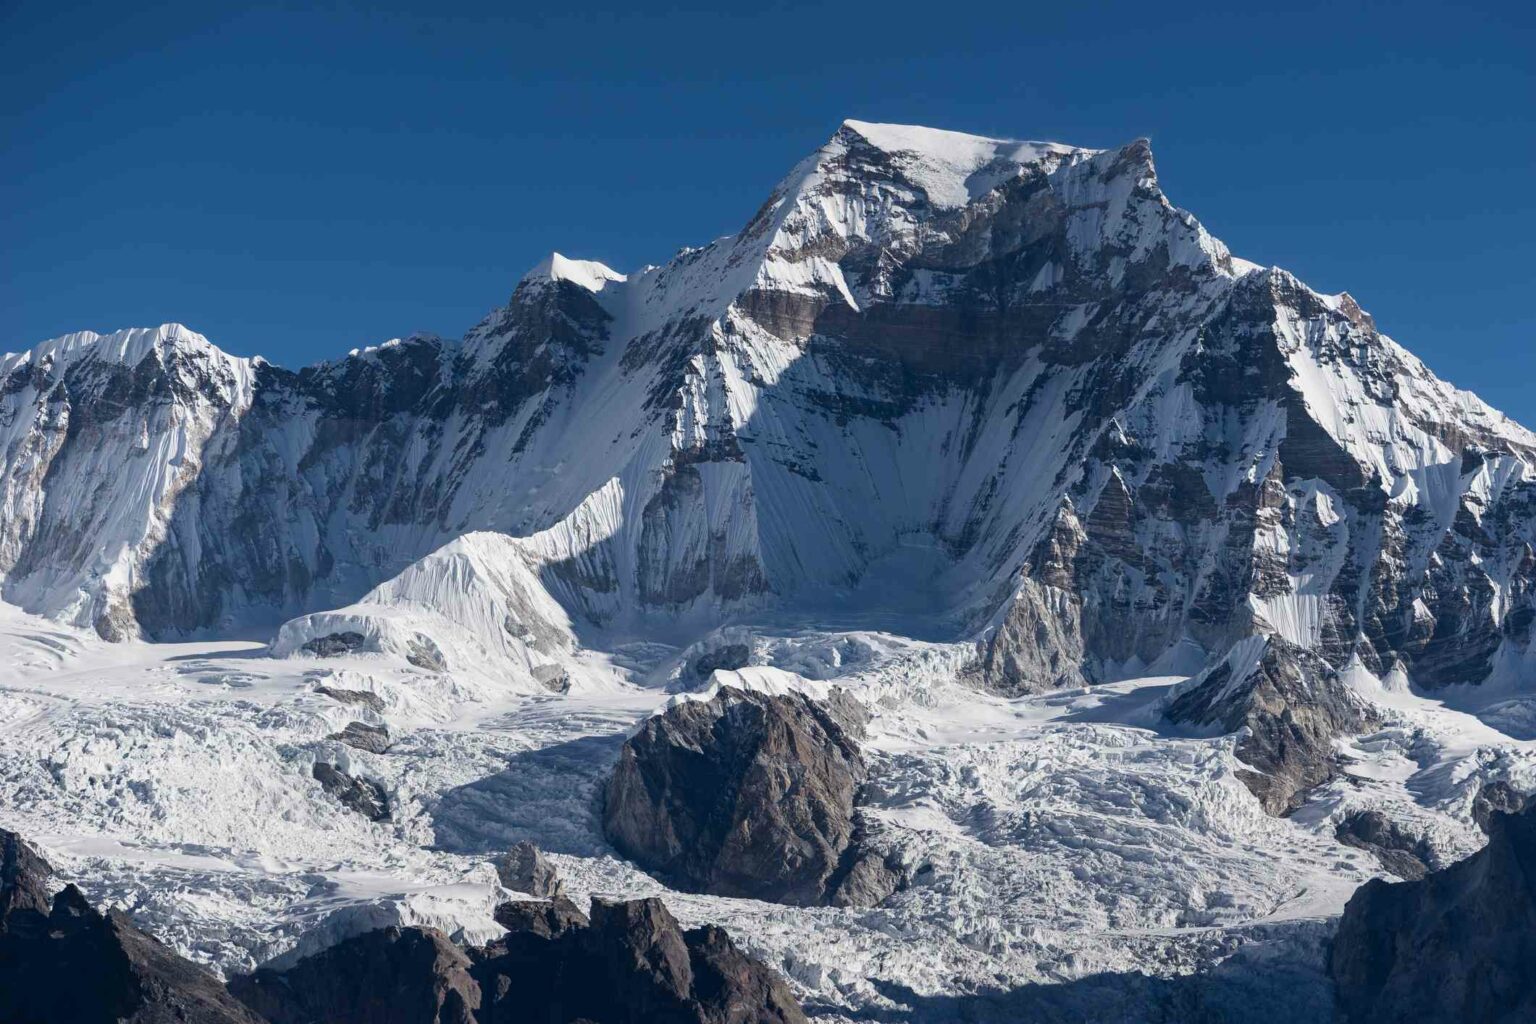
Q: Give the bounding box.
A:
[7,120,1533,745]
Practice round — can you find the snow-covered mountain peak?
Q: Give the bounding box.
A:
[520,252,627,294]
[837,118,1097,209]
[4,119,1534,718]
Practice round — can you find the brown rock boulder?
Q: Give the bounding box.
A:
[602,686,897,906]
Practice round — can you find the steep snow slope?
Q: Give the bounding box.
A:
[0,325,257,639]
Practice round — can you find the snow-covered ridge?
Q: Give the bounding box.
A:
[270,531,599,697]
[2,322,243,374]
[839,118,1098,208]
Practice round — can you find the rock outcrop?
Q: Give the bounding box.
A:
[491,894,588,939]
[472,896,808,1024]
[314,684,386,712]
[603,686,899,907]
[0,827,53,921]
[1472,781,1529,833]
[302,631,367,657]
[331,720,392,754]
[0,830,264,1024]
[1334,810,1433,880]
[1165,637,1374,814]
[1330,804,1536,1023]
[312,762,391,821]
[230,926,480,1024]
[493,840,563,899]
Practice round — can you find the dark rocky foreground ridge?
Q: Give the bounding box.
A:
[1329,803,1536,1023]
[0,827,808,1024]
[0,830,262,1024]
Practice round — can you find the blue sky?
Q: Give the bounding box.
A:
[3,1,1532,421]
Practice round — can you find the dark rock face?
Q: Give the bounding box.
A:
[603,686,897,906]
[532,664,571,694]
[1330,805,1536,1023]
[331,720,392,754]
[1166,638,1374,815]
[492,894,588,939]
[1472,781,1529,833]
[1334,810,1433,880]
[302,631,367,656]
[688,643,752,681]
[312,762,391,821]
[0,837,263,1024]
[494,840,563,899]
[472,896,808,1024]
[230,925,479,1024]
[1,827,53,921]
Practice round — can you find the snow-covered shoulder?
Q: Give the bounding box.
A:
[270,531,596,697]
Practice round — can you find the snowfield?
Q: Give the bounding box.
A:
[4,599,1533,1020]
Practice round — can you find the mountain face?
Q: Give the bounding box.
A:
[4,121,1534,742]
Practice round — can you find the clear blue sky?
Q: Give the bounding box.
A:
[3,2,1532,421]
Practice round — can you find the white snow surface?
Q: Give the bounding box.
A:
[838,119,1093,208]
[521,252,627,293]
